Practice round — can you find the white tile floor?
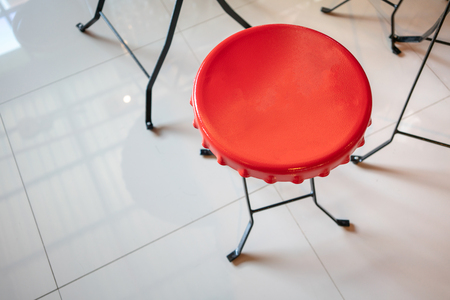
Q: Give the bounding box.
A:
[1,0,450,299]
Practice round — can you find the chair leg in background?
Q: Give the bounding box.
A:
[217,0,252,29]
[145,0,183,130]
[351,0,450,164]
[76,0,105,32]
[320,0,351,13]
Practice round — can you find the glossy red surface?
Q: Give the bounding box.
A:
[192,24,372,184]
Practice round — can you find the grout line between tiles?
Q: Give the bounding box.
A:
[55,183,268,291]
[272,184,345,299]
[284,202,346,300]
[364,91,450,140]
[1,1,257,107]
[176,0,256,33]
[0,54,123,107]
[158,0,171,15]
[0,114,62,299]
[178,0,257,64]
[179,14,226,33]
[179,30,203,65]
[409,41,450,92]
[34,289,62,300]
[402,93,450,117]
[0,34,169,108]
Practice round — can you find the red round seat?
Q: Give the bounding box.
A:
[192,24,372,184]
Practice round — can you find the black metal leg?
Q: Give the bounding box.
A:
[145,0,183,130]
[76,0,105,32]
[227,177,349,261]
[321,0,402,53]
[387,0,450,54]
[323,0,450,55]
[76,0,156,129]
[351,0,450,164]
[310,178,350,227]
[383,0,403,54]
[78,7,149,76]
[79,0,250,130]
[217,0,251,29]
[351,139,393,164]
[227,177,254,262]
[321,0,351,14]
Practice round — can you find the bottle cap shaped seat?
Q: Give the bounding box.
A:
[191,24,372,184]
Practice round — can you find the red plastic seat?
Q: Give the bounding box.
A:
[192,24,371,184]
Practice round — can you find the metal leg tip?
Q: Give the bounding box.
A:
[146,122,154,130]
[76,23,85,32]
[392,46,401,55]
[200,149,214,156]
[321,7,332,13]
[336,219,350,227]
[350,155,362,164]
[227,250,239,262]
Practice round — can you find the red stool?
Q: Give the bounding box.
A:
[191,24,372,262]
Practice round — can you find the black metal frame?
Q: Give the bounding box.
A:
[227,177,349,262]
[76,0,250,130]
[351,0,450,164]
[321,0,450,54]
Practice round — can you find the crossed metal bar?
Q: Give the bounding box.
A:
[227,177,350,262]
[322,0,450,54]
[77,0,250,130]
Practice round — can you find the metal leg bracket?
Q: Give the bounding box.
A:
[228,177,349,262]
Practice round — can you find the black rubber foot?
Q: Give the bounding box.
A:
[321,7,332,13]
[227,250,239,262]
[76,23,86,32]
[350,155,362,164]
[200,149,214,156]
[336,219,350,227]
[392,46,401,55]
[146,122,154,130]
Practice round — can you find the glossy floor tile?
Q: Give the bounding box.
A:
[59,187,343,300]
[0,0,171,102]
[281,129,450,299]
[1,0,449,299]
[0,116,56,299]
[0,31,266,287]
